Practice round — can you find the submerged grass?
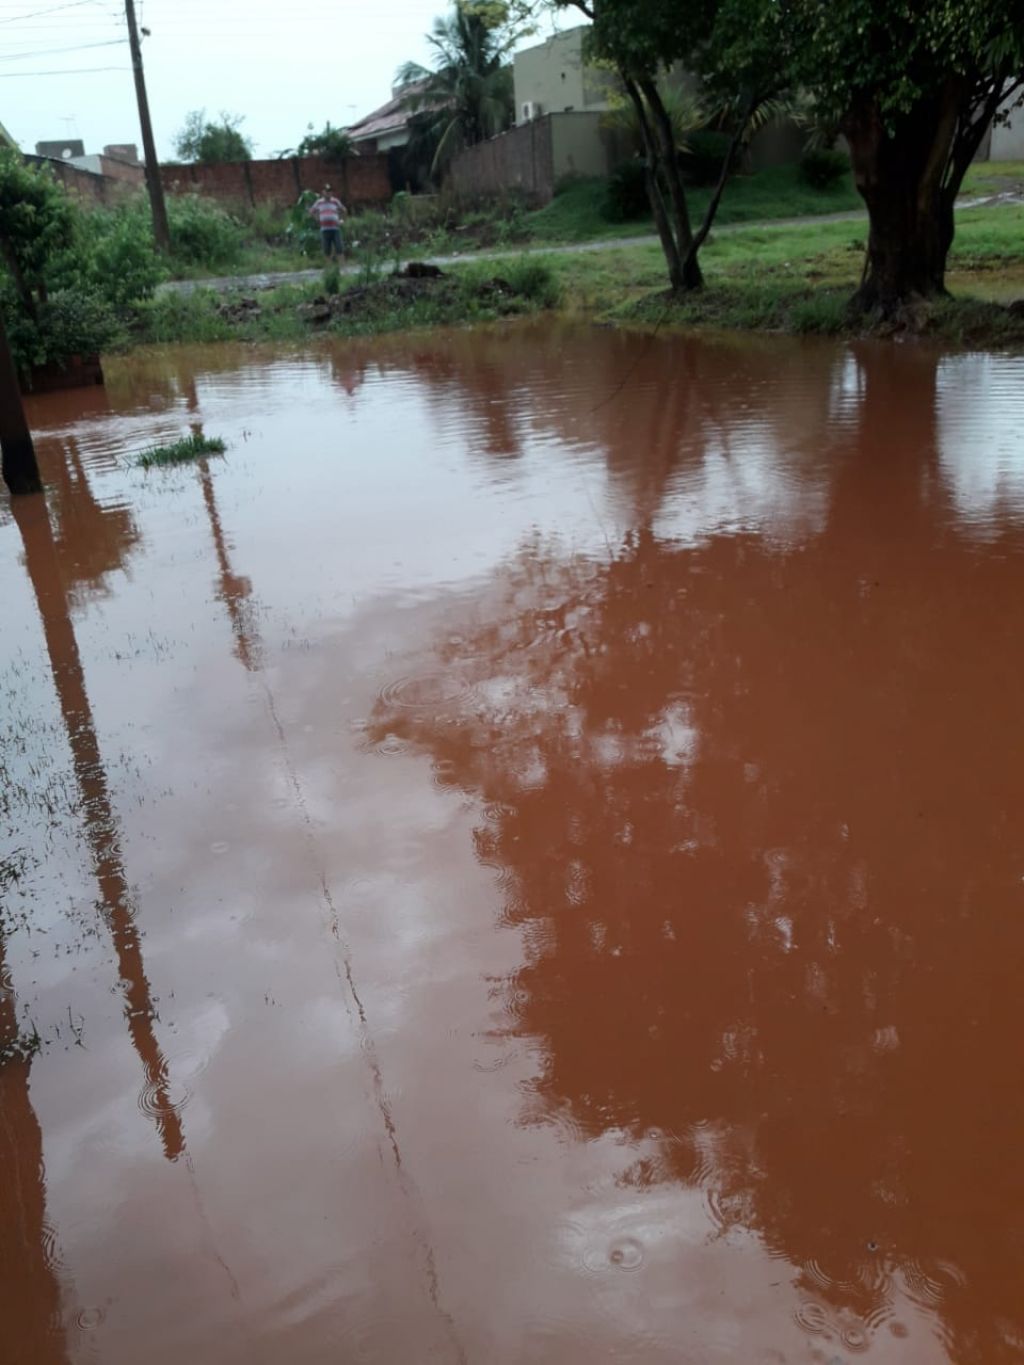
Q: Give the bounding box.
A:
[137,433,227,468]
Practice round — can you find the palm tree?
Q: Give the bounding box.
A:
[397,2,516,176]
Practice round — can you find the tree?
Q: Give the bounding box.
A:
[560,0,784,292]
[293,122,356,160]
[0,310,42,496]
[397,1,517,175]
[780,0,1024,314]
[0,148,74,321]
[174,110,252,164]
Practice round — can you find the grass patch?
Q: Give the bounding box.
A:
[525,164,863,245]
[542,201,1024,345]
[137,433,227,468]
[134,204,1022,352]
[135,258,562,348]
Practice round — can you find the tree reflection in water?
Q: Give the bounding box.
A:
[369,343,1024,1362]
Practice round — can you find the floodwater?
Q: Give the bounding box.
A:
[1,324,1023,1365]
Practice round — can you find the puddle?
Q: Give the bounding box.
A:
[2,324,1024,1363]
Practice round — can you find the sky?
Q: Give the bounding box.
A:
[0,0,573,161]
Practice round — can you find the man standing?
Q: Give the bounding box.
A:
[310,185,347,260]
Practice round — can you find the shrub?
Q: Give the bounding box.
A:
[500,257,561,307]
[799,148,851,190]
[682,130,734,187]
[604,160,650,222]
[285,190,321,256]
[167,194,245,267]
[78,202,166,310]
[9,288,122,368]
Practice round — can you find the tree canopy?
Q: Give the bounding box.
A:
[174,111,253,164]
[398,1,517,173]
[555,0,1024,308]
[293,122,356,160]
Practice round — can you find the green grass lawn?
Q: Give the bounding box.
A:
[525,164,863,245]
[143,202,1024,351]
[542,201,1024,342]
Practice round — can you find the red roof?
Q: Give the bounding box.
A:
[348,81,422,141]
[347,79,445,142]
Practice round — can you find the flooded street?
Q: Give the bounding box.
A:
[2,322,1024,1365]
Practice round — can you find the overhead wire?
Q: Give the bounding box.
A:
[0,63,128,75]
[0,36,126,59]
[0,0,107,23]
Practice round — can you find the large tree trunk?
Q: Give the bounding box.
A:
[639,77,703,291]
[0,311,42,496]
[622,75,684,291]
[843,82,964,316]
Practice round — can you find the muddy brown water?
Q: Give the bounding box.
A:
[2,323,1023,1365]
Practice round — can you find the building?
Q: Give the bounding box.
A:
[347,81,431,154]
[513,25,618,124]
[67,149,144,186]
[35,138,85,160]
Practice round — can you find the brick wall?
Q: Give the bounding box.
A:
[96,155,145,186]
[447,117,557,204]
[158,154,391,209]
[22,155,129,206]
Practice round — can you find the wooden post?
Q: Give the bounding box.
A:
[125,0,171,253]
[0,312,42,496]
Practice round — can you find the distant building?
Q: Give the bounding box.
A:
[103,142,140,164]
[347,81,431,154]
[68,151,144,185]
[513,25,619,124]
[35,138,85,160]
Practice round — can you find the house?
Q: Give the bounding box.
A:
[513,25,618,125]
[347,81,431,154]
[68,146,144,186]
[35,138,85,160]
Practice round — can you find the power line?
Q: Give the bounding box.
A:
[0,0,105,22]
[0,36,125,58]
[0,63,127,75]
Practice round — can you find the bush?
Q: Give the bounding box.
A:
[498,257,561,308]
[9,289,122,368]
[604,160,650,222]
[167,194,245,267]
[799,148,851,190]
[682,130,734,187]
[285,190,321,256]
[77,202,166,310]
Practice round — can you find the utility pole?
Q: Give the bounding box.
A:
[0,312,42,496]
[124,0,171,254]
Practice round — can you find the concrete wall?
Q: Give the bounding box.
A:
[158,153,391,209]
[448,112,631,204]
[448,117,556,203]
[68,153,144,186]
[514,27,586,119]
[551,112,631,181]
[748,121,807,172]
[22,154,132,206]
[990,99,1024,161]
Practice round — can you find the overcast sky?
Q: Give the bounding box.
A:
[1,0,574,160]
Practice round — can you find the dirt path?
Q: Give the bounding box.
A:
[158,192,1022,298]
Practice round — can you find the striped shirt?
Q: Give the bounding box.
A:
[311,196,343,230]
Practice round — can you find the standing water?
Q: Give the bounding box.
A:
[1,323,1023,1365]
